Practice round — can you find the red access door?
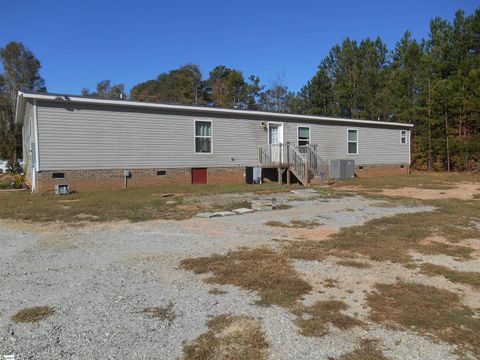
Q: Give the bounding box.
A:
[192,168,208,184]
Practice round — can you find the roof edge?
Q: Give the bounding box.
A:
[15,91,27,125]
[17,91,414,128]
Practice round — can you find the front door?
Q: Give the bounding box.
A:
[268,123,283,163]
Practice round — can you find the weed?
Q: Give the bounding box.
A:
[265,219,321,229]
[293,300,363,337]
[11,306,54,323]
[182,314,268,360]
[275,203,293,210]
[143,301,176,323]
[336,339,388,360]
[208,288,227,295]
[323,278,339,288]
[336,260,371,269]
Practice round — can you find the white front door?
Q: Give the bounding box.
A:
[268,123,283,162]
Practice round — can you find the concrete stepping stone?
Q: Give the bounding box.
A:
[196,212,221,218]
[213,211,236,217]
[290,189,317,195]
[232,208,254,215]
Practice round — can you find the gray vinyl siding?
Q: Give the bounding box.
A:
[282,122,409,165]
[36,101,410,171]
[37,102,265,170]
[22,100,34,182]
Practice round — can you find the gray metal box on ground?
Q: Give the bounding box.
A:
[329,160,355,179]
[344,160,355,178]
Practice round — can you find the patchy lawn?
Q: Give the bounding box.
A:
[419,263,480,289]
[181,248,312,308]
[282,198,479,263]
[367,282,480,356]
[0,183,298,223]
[2,171,480,359]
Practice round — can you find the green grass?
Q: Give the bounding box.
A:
[0,183,295,223]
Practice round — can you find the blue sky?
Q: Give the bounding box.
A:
[1,0,478,94]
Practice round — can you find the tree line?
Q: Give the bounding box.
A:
[1,8,479,171]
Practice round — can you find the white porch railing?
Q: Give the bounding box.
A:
[258,143,328,185]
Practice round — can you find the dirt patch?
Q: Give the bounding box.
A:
[377,182,480,200]
[182,315,268,360]
[283,226,339,241]
[175,204,205,212]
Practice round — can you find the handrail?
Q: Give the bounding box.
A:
[259,143,327,185]
[287,145,308,185]
[258,143,287,167]
[306,144,328,179]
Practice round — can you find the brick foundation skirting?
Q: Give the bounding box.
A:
[36,167,247,192]
[355,164,410,178]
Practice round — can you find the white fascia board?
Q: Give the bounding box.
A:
[18,91,414,128]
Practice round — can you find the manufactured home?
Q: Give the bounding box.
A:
[15,91,412,193]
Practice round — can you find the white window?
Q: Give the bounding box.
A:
[195,120,212,153]
[347,129,358,155]
[401,130,408,144]
[297,126,310,146]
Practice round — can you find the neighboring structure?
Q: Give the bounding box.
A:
[16,91,412,193]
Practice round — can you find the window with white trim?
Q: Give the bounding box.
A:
[195,120,212,153]
[347,129,358,155]
[401,130,408,144]
[298,126,310,146]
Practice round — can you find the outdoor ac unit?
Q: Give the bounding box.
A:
[329,160,355,179]
[55,184,70,195]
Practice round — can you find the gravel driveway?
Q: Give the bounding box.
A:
[0,193,470,359]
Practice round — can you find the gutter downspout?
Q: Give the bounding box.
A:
[33,99,40,193]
